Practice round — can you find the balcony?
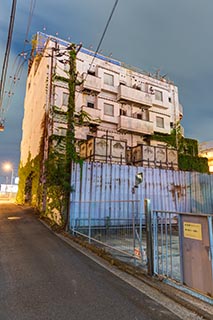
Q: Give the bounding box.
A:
[81,73,101,93]
[117,84,152,107]
[118,115,154,135]
[81,105,101,124]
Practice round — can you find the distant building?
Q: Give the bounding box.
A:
[0,184,18,193]
[199,141,213,173]
[20,32,183,170]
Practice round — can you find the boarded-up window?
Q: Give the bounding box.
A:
[62,92,69,106]
[156,116,164,128]
[155,90,163,101]
[104,73,114,86]
[104,103,114,116]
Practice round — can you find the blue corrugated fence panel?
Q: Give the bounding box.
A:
[70,162,213,223]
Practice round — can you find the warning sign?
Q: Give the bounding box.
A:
[183,222,202,240]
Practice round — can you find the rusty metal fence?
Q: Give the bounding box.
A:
[69,162,213,297]
[70,162,213,215]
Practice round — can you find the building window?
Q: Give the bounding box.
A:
[155,90,163,101]
[87,102,94,108]
[62,92,69,106]
[168,97,172,103]
[120,109,127,116]
[87,94,96,108]
[104,73,114,86]
[87,70,95,76]
[156,116,164,128]
[104,103,114,116]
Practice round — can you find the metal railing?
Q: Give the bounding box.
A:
[152,210,213,283]
[152,210,180,281]
[70,200,147,266]
[69,193,213,299]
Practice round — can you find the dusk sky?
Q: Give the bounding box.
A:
[0,0,213,180]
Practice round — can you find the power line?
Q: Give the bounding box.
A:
[87,0,119,75]
[0,0,37,120]
[75,0,119,105]
[0,0,17,117]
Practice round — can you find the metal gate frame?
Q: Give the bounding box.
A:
[145,200,213,297]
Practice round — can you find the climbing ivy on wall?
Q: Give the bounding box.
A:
[150,129,209,173]
[16,153,42,206]
[43,46,84,225]
[17,42,87,225]
[151,130,177,148]
[178,154,209,173]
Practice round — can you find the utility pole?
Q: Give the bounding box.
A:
[65,43,82,231]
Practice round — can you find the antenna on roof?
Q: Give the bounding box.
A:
[152,66,162,79]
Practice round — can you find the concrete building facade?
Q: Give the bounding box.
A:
[20,32,183,169]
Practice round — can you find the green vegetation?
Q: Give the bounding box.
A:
[178,154,209,173]
[16,153,42,207]
[17,45,86,226]
[150,128,209,173]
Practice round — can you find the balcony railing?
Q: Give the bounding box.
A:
[81,73,101,93]
[118,115,154,135]
[81,105,101,124]
[117,84,152,107]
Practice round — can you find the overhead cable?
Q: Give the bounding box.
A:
[85,0,119,78]
[0,0,17,116]
[1,0,37,118]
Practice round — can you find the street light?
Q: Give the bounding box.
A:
[3,162,14,185]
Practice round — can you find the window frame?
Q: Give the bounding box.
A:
[104,72,114,86]
[156,116,164,128]
[62,92,69,106]
[104,102,114,116]
[155,90,163,102]
[87,102,95,109]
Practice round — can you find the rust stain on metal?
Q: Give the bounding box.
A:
[170,184,187,201]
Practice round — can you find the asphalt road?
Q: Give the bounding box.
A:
[0,204,181,320]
